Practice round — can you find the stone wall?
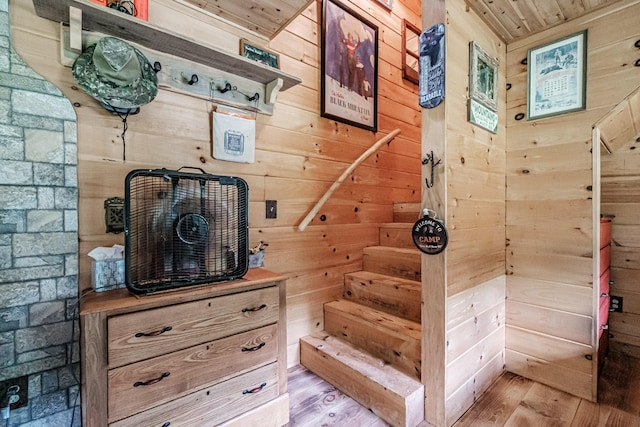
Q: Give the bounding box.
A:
[0,0,80,425]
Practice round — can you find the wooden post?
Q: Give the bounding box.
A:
[421,1,447,426]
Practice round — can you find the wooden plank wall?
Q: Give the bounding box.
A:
[601,126,640,358]
[505,0,640,401]
[10,0,422,367]
[444,2,506,424]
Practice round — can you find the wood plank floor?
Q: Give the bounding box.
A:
[287,351,640,426]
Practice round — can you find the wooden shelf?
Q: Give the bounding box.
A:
[32,0,302,91]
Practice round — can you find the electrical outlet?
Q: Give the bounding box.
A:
[610,295,623,313]
[0,375,28,410]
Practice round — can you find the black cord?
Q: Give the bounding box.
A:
[115,110,130,162]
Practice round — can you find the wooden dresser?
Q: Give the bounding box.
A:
[80,268,288,427]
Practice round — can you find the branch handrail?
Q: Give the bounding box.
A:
[297,128,402,231]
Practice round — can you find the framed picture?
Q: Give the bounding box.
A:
[240,39,280,69]
[402,19,420,85]
[469,41,498,112]
[321,0,378,132]
[376,0,393,11]
[527,30,587,120]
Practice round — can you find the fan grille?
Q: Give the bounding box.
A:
[125,169,248,294]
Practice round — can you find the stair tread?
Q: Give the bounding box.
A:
[379,222,414,228]
[345,270,421,287]
[363,245,421,255]
[300,332,423,396]
[325,299,421,340]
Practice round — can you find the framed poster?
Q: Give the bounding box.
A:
[321,0,378,132]
[469,41,498,111]
[527,30,587,120]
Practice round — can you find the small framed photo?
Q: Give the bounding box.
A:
[469,41,498,112]
[240,39,280,69]
[527,30,587,120]
[376,0,393,11]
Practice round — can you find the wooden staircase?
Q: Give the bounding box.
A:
[300,202,424,427]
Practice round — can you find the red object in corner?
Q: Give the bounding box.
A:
[89,0,107,5]
[134,0,148,20]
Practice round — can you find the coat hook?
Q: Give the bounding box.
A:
[219,82,233,93]
[248,92,260,102]
[153,61,162,73]
[422,151,441,188]
[187,74,199,85]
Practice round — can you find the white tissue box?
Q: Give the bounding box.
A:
[248,250,264,268]
[91,259,125,292]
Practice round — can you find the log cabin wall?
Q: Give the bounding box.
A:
[10,0,422,371]
[505,0,640,401]
[601,124,640,357]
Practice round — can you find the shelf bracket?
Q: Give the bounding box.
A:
[266,78,283,105]
[69,6,83,52]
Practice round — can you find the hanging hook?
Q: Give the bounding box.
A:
[187,74,199,85]
[247,92,260,102]
[219,82,233,93]
[422,151,441,188]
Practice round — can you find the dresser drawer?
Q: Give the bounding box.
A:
[108,286,279,368]
[110,362,279,427]
[108,324,278,423]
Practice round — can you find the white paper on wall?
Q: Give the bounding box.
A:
[212,109,256,163]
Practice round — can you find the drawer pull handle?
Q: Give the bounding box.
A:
[135,326,173,338]
[242,304,267,313]
[241,342,266,352]
[242,382,267,394]
[133,371,170,387]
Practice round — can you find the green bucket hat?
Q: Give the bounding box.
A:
[72,37,158,109]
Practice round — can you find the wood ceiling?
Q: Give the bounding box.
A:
[596,87,640,154]
[464,0,626,43]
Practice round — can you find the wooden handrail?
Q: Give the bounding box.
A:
[297,128,402,231]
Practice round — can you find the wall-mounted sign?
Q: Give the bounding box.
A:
[412,214,448,255]
[418,23,445,108]
[468,98,498,133]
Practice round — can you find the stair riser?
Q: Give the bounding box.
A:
[363,250,421,282]
[324,306,421,379]
[343,274,421,323]
[379,227,415,249]
[393,202,420,223]
[300,336,424,427]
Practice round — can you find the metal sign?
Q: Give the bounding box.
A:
[412,214,448,255]
[419,23,445,109]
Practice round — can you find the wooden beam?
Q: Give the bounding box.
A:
[421,1,446,425]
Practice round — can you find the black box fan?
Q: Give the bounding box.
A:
[124,167,249,294]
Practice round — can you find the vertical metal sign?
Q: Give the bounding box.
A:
[419,23,445,109]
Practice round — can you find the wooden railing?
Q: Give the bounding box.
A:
[298,129,402,231]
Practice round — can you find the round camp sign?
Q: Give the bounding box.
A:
[412,215,448,255]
